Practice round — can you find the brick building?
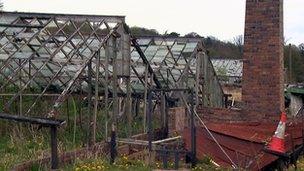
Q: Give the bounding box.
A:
[242,0,285,116]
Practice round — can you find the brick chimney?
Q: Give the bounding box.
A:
[242,0,284,115]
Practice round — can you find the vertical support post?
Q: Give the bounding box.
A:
[161,91,166,138]
[161,91,168,138]
[165,93,168,138]
[50,126,59,170]
[202,53,207,107]
[112,36,118,130]
[66,98,70,131]
[87,58,93,147]
[143,65,148,133]
[288,44,292,83]
[135,98,140,117]
[174,150,179,170]
[18,59,22,115]
[126,77,132,137]
[148,90,153,152]
[105,43,109,142]
[18,59,23,135]
[190,90,197,167]
[110,35,118,164]
[110,126,117,164]
[162,148,168,169]
[195,52,202,107]
[124,33,132,138]
[93,50,100,143]
[29,59,32,87]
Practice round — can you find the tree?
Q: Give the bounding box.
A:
[204,36,215,46]
[166,32,180,38]
[284,45,304,83]
[129,26,160,37]
[0,0,3,11]
[233,35,244,56]
[216,67,229,82]
[299,43,304,55]
[202,36,242,59]
[184,32,201,38]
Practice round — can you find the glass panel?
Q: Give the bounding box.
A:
[131,50,140,60]
[133,66,145,75]
[172,44,185,52]
[165,41,175,46]
[177,57,187,65]
[154,40,163,45]
[183,42,197,53]
[144,45,158,61]
[137,39,151,46]
[154,48,168,57]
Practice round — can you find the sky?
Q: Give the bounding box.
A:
[2,0,303,45]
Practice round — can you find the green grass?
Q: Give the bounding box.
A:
[0,127,51,170]
[0,89,164,170]
[0,119,144,170]
[0,126,221,170]
[61,156,223,171]
[0,96,150,170]
[63,157,152,171]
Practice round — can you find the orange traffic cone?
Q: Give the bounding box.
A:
[266,112,287,154]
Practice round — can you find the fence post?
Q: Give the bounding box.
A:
[50,126,59,170]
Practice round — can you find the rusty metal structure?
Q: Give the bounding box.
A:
[183,0,304,170]
[183,119,304,170]
[0,11,225,169]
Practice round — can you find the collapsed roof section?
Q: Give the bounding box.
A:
[211,59,243,85]
[212,59,242,78]
[131,37,224,107]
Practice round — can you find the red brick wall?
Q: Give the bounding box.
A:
[197,107,279,123]
[242,0,284,115]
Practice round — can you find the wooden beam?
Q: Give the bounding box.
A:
[93,50,101,143]
[0,11,125,23]
[0,113,65,127]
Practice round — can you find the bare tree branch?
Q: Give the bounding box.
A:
[233,35,244,56]
[299,43,304,55]
[0,0,3,11]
